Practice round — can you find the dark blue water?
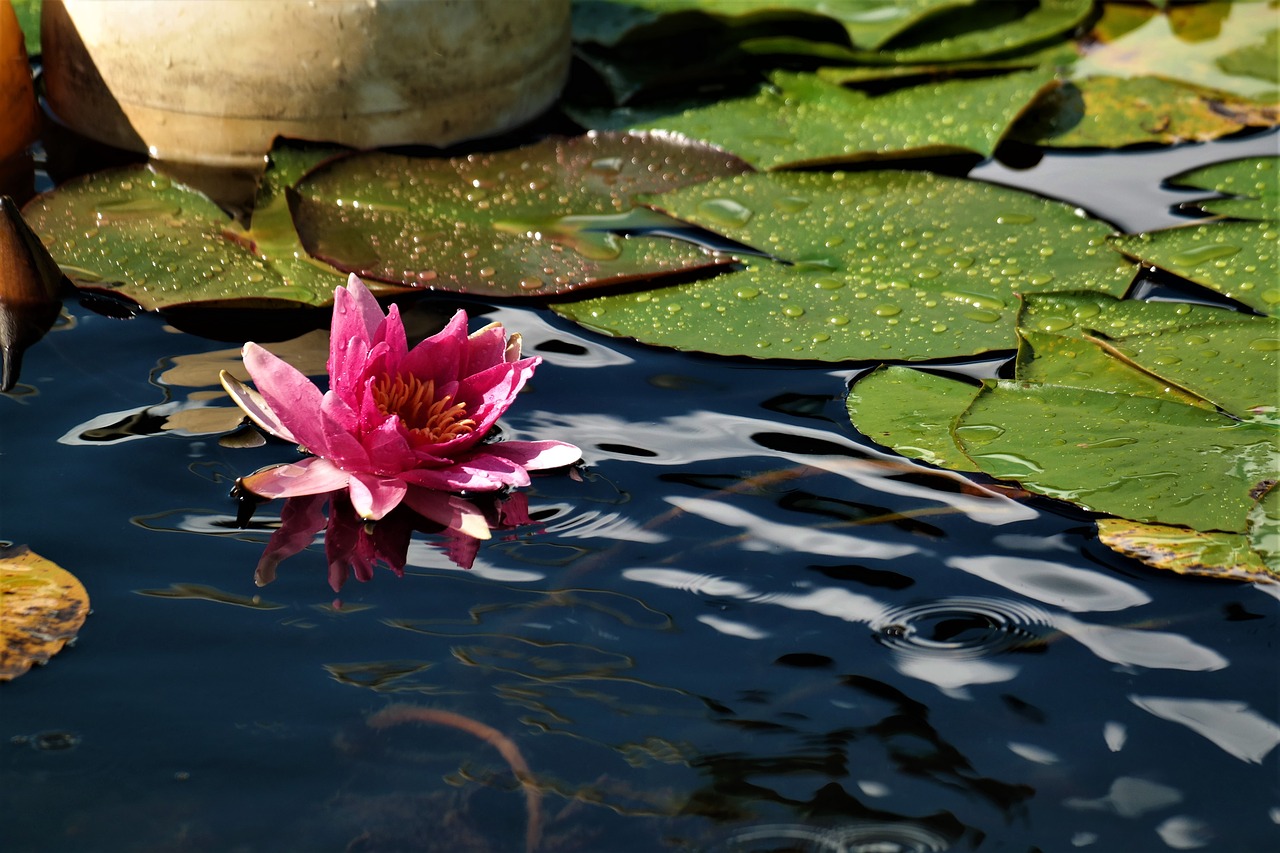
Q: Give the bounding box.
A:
[3,131,1278,852]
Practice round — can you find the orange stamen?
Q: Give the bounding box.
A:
[372,373,475,443]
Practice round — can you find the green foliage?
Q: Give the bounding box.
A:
[554,170,1135,361]
[290,133,747,296]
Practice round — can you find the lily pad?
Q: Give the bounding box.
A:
[20,159,380,311]
[1017,291,1276,419]
[1092,315,1280,422]
[554,170,1135,362]
[846,365,981,471]
[1095,518,1276,583]
[955,380,1278,532]
[1110,220,1279,315]
[290,132,747,296]
[1250,482,1280,569]
[870,0,1093,64]
[0,544,89,681]
[1073,2,1280,103]
[1168,155,1278,220]
[623,68,1058,169]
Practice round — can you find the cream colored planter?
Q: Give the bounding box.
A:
[42,0,570,167]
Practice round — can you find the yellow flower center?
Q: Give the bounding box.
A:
[372,373,475,443]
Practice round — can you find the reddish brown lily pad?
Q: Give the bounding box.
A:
[290,132,749,297]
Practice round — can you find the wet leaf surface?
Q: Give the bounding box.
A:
[846,365,980,472]
[956,380,1278,533]
[1096,518,1276,583]
[554,170,1135,361]
[0,544,89,681]
[618,68,1057,169]
[1029,75,1279,148]
[866,0,1093,63]
[1110,220,1279,315]
[20,160,393,311]
[1168,155,1279,220]
[291,132,746,296]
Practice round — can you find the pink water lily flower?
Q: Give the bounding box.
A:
[220,274,580,521]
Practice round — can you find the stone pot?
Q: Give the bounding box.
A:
[41,0,570,168]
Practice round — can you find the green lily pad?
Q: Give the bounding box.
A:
[555,170,1135,362]
[1073,2,1280,102]
[1110,220,1279,315]
[955,380,1279,532]
[571,0,979,51]
[1096,517,1276,582]
[871,0,1093,64]
[846,365,981,471]
[290,132,747,297]
[1029,75,1279,148]
[1250,482,1280,570]
[1168,156,1278,220]
[623,68,1058,169]
[21,163,369,311]
[813,43,1079,85]
[1016,291,1275,418]
[1092,315,1280,422]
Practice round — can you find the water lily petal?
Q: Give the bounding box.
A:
[463,322,509,374]
[219,370,297,444]
[456,357,540,438]
[402,487,493,540]
[349,471,408,520]
[401,309,469,387]
[485,439,582,472]
[319,392,373,470]
[331,274,383,350]
[377,302,409,367]
[397,455,525,491]
[241,457,351,499]
[242,342,331,455]
[254,492,328,586]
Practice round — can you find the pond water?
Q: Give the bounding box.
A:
[3,130,1278,853]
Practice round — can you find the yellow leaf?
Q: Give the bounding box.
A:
[1096,519,1276,583]
[0,545,89,680]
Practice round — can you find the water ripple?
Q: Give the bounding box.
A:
[722,820,952,852]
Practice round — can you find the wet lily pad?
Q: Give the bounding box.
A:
[623,68,1058,169]
[554,170,1135,362]
[572,0,979,51]
[956,380,1278,533]
[1250,482,1280,569]
[1093,316,1280,422]
[1095,518,1276,582]
[1074,2,1279,103]
[1168,155,1278,220]
[1018,291,1276,419]
[0,544,89,681]
[870,0,1093,64]
[846,365,980,472]
[1030,75,1279,147]
[1110,220,1279,315]
[20,157,379,311]
[290,132,747,296]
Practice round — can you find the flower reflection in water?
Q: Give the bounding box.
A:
[244,486,534,592]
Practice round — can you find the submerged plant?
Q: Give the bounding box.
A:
[221,274,581,521]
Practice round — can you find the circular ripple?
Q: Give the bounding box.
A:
[872,596,1054,659]
[722,821,951,852]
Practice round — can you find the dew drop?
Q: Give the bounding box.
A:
[1250,338,1280,352]
[996,212,1036,225]
[1171,244,1240,266]
[814,277,844,290]
[783,305,805,318]
[735,287,760,300]
[874,304,901,317]
[696,198,753,228]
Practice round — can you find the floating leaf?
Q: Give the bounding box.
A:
[623,68,1058,169]
[291,132,746,296]
[21,162,385,311]
[870,0,1093,63]
[1250,482,1280,570]
[1018,291,1275,418]
[1110,220,1279,315]
[0,544,88,681]
[555,170,1135,361]
[846,365,980,471]
[955,380,1278,532]
[1093,314,1280,422]
[1073,2,1280,102]
[1030,75,1279,148]
[1168,155,1278,220]
[813,42,1078,84]
[1096,518,1276,582]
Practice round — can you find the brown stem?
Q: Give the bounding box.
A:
[367,704,542,853]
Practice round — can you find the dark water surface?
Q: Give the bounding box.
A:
[3,131,1278,852]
